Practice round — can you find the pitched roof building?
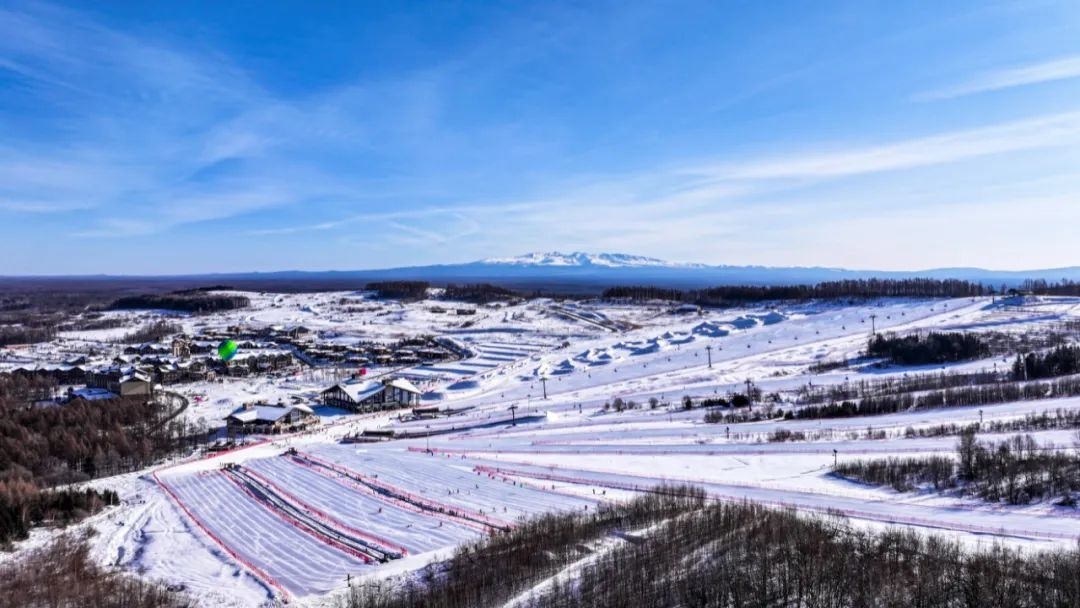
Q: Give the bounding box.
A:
[321,377,423,411]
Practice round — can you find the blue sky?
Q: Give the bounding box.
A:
[2,0,1079,275]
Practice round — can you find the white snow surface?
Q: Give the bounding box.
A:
[7,292,1080,606]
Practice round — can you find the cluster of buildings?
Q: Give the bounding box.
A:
[4,337,296,402]
[6,323,445,441]
[222,376,425,436]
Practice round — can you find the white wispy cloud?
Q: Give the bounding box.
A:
[682,110,1080,181]
[915,55,1080,101]
[0,2,463,237]
[239,106,1080,262]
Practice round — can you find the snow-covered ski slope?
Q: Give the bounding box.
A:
[69,293,1080,606]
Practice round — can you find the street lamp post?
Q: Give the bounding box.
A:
[540,376,548,400]
[509,404,518,426]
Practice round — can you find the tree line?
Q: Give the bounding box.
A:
[0,391,207,543]
[342,486,706,608]
[604,278,988,304]
[905,409,1080,441]
[867,331,991,366]
[838,431,1080,506]
[443,283,520,303]
[793,374,1080,421]
[109,293,250,314]
[0,484,120,545]
[1012,345,1080,380]
[0,310,65,346]
[365,281,431,301]
[114,320,183,344]
[0,532,188,605]
[343,485,1080,608]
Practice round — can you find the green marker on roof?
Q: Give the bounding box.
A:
[218,339,239,361]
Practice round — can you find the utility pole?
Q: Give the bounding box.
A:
[509,404,518,425]
[540,376,548,400]
[705,345,713,369]
[833,449,838,468]
[745,378,754,411]
[869,314,878,335]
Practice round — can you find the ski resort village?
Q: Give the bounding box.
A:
[3,279,1080,607]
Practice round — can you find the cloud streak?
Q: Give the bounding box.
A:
[684,111,1080,181]
[916,55,1080,101]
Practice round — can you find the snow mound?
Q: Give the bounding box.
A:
[447,379,480,391]
[574,348,616,366]
[730,316,759,330]
[757,311,787,325]
[550,359,580,375]
[692,322,730,338]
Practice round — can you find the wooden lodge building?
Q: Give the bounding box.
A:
[321,377,423,412]
[86,366,154,397]
[224,403,318,436]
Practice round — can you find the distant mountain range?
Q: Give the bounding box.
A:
[9,252,1080,292]
[479,252,707,269]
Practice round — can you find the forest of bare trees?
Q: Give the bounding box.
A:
[867,331,991,366]
[837,431,1080,506]
[0,532,188,606]
[113,320,183,344]
[343,484,1080,608]
[364,281,431,301]
[109,293,250,314]
[604,278,988,304]
[0,382,206,543]
[442,283,520,303]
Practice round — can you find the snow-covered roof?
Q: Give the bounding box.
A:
[386,378,422,394]
[226,405,310,424]
[325,379,384,403]
[120,371,151,384]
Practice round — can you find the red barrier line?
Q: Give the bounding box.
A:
[474,465,1080,543]
[416,448,950,505]
[293,452,510,531]
[221,470,373,564]
[152,472,291,602]
[151,438,274,478]
[477,467,616,504]
[410,445,955,458]
[287,456,488,533]
[295,454,508,531]
[298,452,510,528]
[242,466,408,556]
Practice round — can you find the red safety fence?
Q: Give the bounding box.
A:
[412,445,955,458]
[241,466,409,556]
[289,455,493,533]
[294,451,511,531]
[151,472,291,602]
[220,469,374,564]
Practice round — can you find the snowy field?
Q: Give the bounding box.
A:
[10,292,1080,606]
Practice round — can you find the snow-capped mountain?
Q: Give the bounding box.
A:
[480,251,706,269]
[50,252,1080,292]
